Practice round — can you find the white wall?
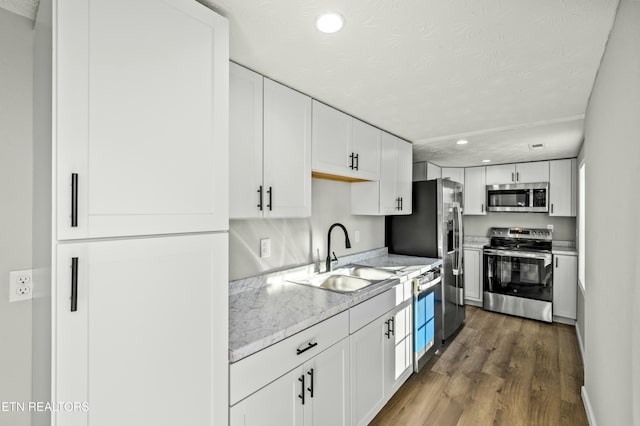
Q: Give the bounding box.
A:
[582,1,640,424]
[464,213,576,241]
[0,8,33,426]
[229,178,384,280]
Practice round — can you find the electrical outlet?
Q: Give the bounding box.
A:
[9,269,33,302]
[260,239,271,258]
[354,230,360,243]
[547,224,554,231]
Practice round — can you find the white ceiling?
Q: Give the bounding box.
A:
[2,0,619,166]
[204,0,618,166]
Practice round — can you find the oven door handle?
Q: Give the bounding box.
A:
[483,249,552,261]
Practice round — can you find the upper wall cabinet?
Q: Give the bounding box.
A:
[441,168,464,184]
[351,132,412,216]
[312,101,380,181]
[485,161,549,185]
[56,0,229,240]
[229,64,312,219]
[464,166,486,215]
[549,159,577,217]
[412,162,441,181]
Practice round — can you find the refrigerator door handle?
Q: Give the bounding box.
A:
[452,202,462,276]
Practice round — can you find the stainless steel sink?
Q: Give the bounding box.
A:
[287,265,400,294]
[333,266,398,281]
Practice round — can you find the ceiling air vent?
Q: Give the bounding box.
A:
[528,143,544,150]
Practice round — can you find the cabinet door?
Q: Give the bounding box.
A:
[553,254,578,320]
[485,164,515,185]
[230,63,264,219]
[350,315,387,426]
[464,166,487,215]
[442,167,464,184]
[351,118,381,180]
[306,338,350,426]
[396,140,413,215]
[386,303,413,397]
[516,161,549,183]
[463,248,482,302]
[56,233,228,426]
[312,101,352,177]
[263,79,312,218]
[549,159,576,217]
[56,0,228,239]
[379,133,400,215]
[232,366,304,426]
[426,162,442,180]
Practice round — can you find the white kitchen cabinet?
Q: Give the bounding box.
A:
[229,69,312,219]
[231,366,303,426]
[350,298,412,426]
[463,248,483,305]
[55,233,228,426]
[263,78,312,218]
[386,302,413,397]
[351,132,412,215]
[55,0,229,240]
[464,166,487,215]
[485,162,549,185]
[34,2,230,425]
[350,313,387,426]
[312,101,380,181]
[351,118,382,181]
[549,158,577,217]
[231,338,350,426]
[442,167,465,184]
[553,254,578,320]
[412,161,441,181]
[230,63,264,219]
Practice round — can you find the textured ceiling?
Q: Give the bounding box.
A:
[204,0,618,166]
[3,0,619,166]
[0,0,38,19]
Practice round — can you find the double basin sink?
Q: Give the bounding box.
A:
[288,265,404,293]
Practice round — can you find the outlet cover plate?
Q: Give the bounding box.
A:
[9,269,33,302]
[260,239,271,258]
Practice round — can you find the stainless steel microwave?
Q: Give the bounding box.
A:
[486,182,549,212]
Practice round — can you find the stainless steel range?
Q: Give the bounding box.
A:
[483,227,553,322]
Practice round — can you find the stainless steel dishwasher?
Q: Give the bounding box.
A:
[413,264,443,373]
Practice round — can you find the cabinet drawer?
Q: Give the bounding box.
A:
[230,310,349,405]
[350,285,403,334]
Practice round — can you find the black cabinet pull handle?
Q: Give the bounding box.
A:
[71,173,78,227]
[511,172,515,182]
[481,203,484,213]
[71,257,79,312]
[349,153,354,170]
[551,203,554,214]
[296,341,318,355]
[307,368,314,398]
[354,153,359,171]
[298,374,305,405]
[400,197,403,211]
[384,320,391,338]
[516,172,519,182]
[390,317,395,336]
[555,257,558,268]
[266,187,272,211]
[257,186,263,211]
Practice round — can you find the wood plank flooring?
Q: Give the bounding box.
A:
[371,306,587,426]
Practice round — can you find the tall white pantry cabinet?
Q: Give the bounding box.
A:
[32,1,230,425]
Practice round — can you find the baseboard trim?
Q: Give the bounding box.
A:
[575,322,585,362]
[581,386,597,426]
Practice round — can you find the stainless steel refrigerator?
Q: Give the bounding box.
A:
[385,179,465,341]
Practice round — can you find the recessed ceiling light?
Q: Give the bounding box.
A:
[316,13,344,33]
[456,139,468,145]
[482,159,491,163]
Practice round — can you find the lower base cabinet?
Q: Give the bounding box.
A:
[463,248,483,305]
[350,300,413,426]
[553,253,578,320]
[230,337,350,426]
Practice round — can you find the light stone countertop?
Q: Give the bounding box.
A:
[229,248,441,363]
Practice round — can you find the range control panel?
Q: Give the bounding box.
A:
[490,227,552,240]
